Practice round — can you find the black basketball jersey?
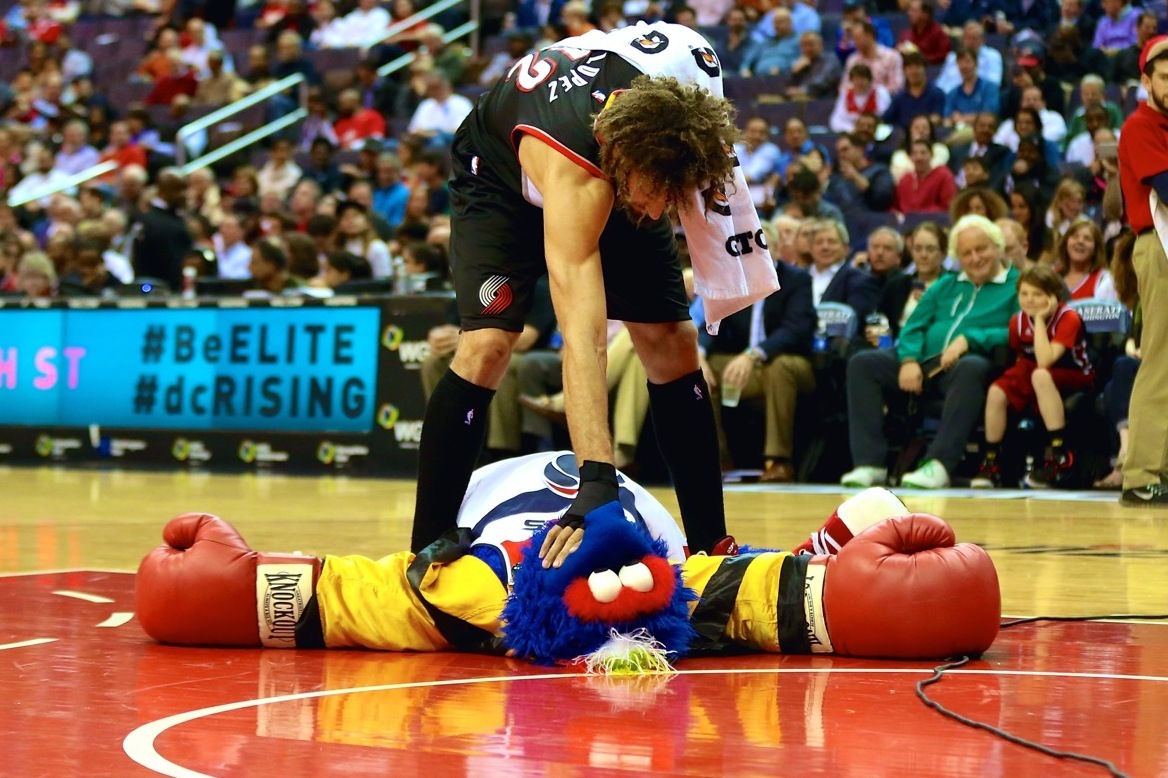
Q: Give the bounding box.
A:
[456,47,644,202]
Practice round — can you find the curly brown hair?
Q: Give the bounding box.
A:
[593,75,739,215]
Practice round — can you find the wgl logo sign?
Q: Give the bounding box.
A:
[382,325,429,369]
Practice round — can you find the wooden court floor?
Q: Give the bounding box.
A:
[2,465,1167,777]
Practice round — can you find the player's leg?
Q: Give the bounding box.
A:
[412,166,544,552]
[601,212,726,553]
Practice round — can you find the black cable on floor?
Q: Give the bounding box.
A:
[914,615,1168,777]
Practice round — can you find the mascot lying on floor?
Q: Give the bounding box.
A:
[136,452,1001,667]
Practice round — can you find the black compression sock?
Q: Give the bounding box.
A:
[647,369,727,553]
[411,369,495,552]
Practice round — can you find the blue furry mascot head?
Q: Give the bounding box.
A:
[500,501,698,669]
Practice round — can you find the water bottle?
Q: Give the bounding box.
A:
[865,312,893,349]
[181,265,197,300]
[391,255,408,296]
[813,319,829,353]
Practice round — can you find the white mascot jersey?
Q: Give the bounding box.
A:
[456,451,689,582]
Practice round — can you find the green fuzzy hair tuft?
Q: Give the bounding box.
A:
[575,629,679,676]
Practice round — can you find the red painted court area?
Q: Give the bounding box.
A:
[3,570,1167,777]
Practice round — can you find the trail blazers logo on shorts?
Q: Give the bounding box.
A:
[479,275,514,315]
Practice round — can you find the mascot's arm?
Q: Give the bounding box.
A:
[137,514,509,652]
[681,513,1001,660]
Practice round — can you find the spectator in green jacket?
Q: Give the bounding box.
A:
[840,214,1020,489]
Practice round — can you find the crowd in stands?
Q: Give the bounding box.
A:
[0,0,1152,489]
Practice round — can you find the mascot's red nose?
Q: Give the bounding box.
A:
[561,554,677,622]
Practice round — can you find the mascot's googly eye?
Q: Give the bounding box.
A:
[588,569,622,603]
[618,562,654,593]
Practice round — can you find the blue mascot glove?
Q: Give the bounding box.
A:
[558,460,619,530]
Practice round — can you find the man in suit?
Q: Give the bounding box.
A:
[133,168,191,290]
[810,218,880,323]
[699,261,816,483]
[854,226,914,339]
[947,112,1011,190]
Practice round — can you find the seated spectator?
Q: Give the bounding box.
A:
[53,119,98,175]
[890,114,948,183]
[15,250,57,297]
[851,111,898,165]
[995,87,1067,149]
[1045,179,1088,241]
[1052,219,1116,301]
[336,0,391,49]
[943,47,1000,127]
[1065,106,1116,167]
[770,213,803,266]
[972,264,1094,489]
[947,112,1009,189]
[898,220,951,326]
[1111,11,1158,85]
[897,0,951,64]
[951,186,1007,223]
[830,64,891,133]
[418,24,470,87]
[334,88,387,150]
[735,116,782,213]
[0,240,18,292]
[998,54,1066,121]
[1008,181,1052,262]
[371,153,410,229]
[833,1,892,61]
[8,146,71,207]
[933,21,1004,94]
[807,218,879,320]
[785,30,843,100]
[335,199,391,277]
[401,241,449,289]
[784,167,845,223]
[271,30,317,87]
[841,18,904,96]
[308,0,344,48]
[256,138,302,200]
[700,259,816,483]
[855,226,914,337]
[774,118,828,185]
[996,217,1030,271]
[895,138,957,214]
[1093,0,1139,56]
[709,7,755,75]
[212,214,252,279]
[840,214,1020,489]
[180,18,224,80]
[741,7,799,76]
[1007,136,1060,204]
[58,238,119,296]
[321,250,373,290]
[98,121,148,178]
[1065,75,1123,146]
[825,132,895,214]
[407,73,474,147]
[248,237,304,294]
[882,50,945,130]
[194,49,248,106]
[137,27,181,83]
[345,177,394,239]
[1046,26,1112,89]
[299,89,339,153]
[1057,0,1096,44]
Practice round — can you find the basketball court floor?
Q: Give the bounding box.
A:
[2,466,1166,777]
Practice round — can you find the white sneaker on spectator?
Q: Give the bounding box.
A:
[900,459,950,489]
[839,466,888,488]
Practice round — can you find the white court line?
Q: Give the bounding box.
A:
[0,568,134,578]
[123,666,1168,778]
[97,612,134,628]
[53,590,115,604]
[0,638,57,651]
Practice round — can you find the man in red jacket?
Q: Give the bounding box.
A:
[333,88,387,150]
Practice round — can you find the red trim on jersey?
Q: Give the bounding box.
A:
[1067,268,1105,301]
[511,124,606,179]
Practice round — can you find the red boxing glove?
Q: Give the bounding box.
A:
[806,513,1000,660]
[136,513,321,648]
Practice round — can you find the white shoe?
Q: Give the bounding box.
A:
[840,466,888,488]
[900,459,950,489]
